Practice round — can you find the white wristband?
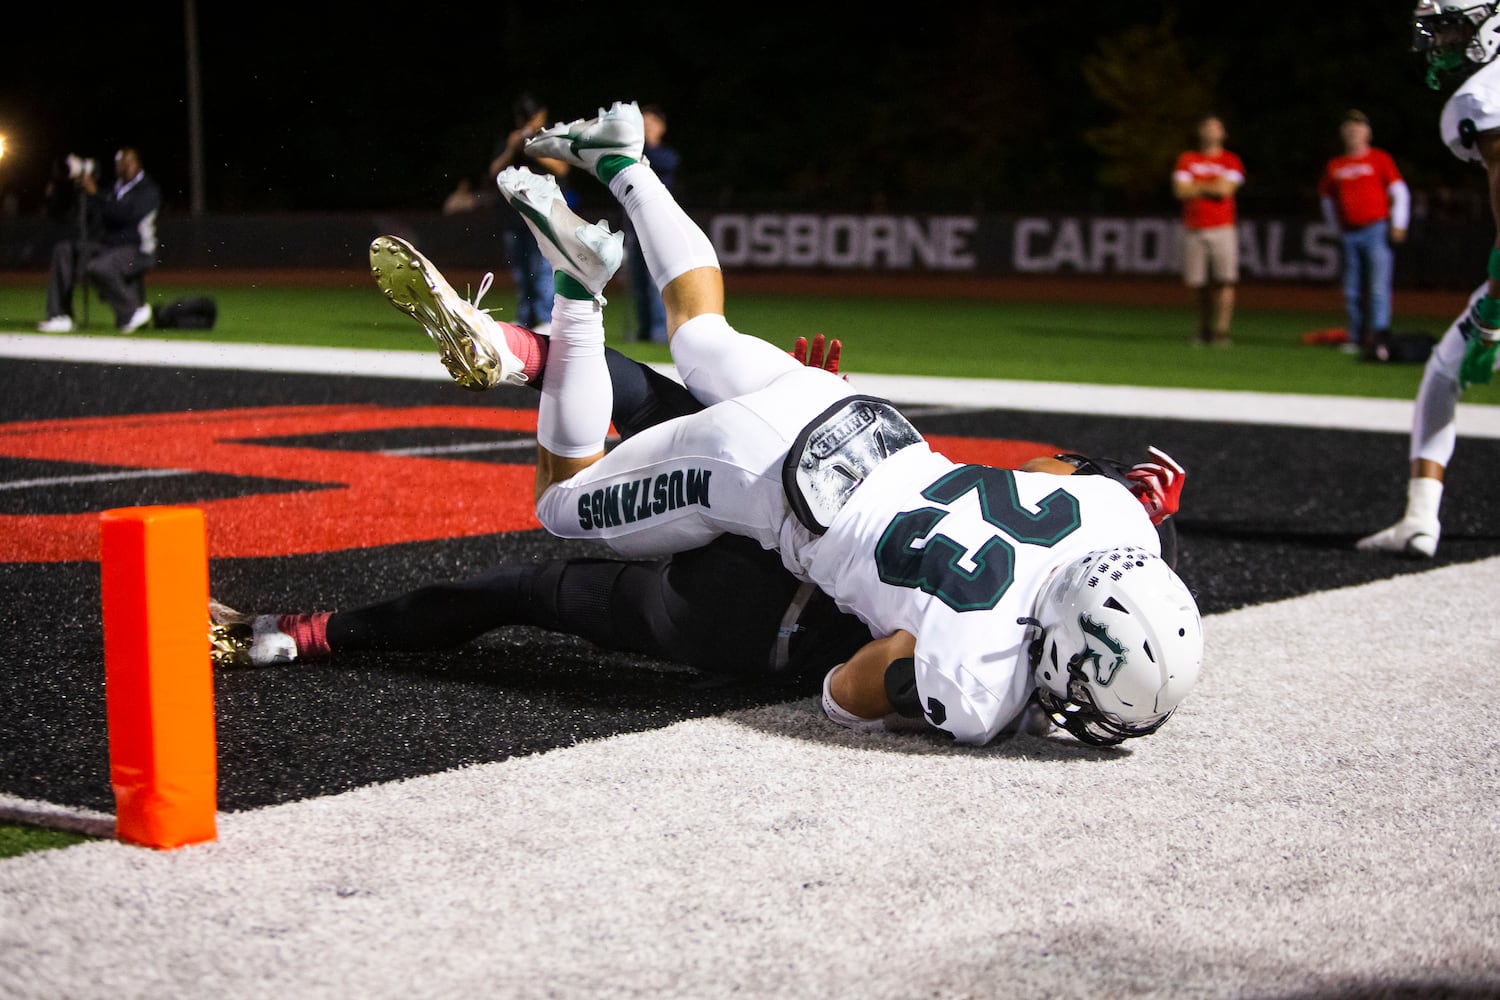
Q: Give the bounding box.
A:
[821,667,886,733]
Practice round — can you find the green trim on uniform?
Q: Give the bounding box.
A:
[596,154,636,185]
[554,272,591,302]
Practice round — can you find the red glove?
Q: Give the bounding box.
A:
[1123,446,1185,525]
[791,333,842,375]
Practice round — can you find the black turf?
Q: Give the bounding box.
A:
[2,360,1495,813]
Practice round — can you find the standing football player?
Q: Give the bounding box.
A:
[371,100,1202,747]
[1358,1,1500,557]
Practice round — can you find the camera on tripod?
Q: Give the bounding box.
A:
[65,154,96,182]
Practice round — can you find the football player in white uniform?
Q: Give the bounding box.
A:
[1358,1,1500,557]
[372,101,1202,747]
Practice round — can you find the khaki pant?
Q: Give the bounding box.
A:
[1182,224,1238,287]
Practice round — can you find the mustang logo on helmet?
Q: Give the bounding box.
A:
[1077,613,1128,686]
[1028,546,1203,746]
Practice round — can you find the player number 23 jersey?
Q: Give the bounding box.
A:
[801,445,1160,745]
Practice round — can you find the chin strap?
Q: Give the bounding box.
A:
[1017,616,1046,671]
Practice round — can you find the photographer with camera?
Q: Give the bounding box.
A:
[38,146,160,334]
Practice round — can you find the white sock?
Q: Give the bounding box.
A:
[1406,476,1443,524]
[537,297,611,458]
[609,163,718,290]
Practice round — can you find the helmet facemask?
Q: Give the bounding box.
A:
[1028,634,1173,746]
[1413,2,1500,88]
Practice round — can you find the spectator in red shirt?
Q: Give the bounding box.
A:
[1173,115,1245,348]
[1318,109,1411,358]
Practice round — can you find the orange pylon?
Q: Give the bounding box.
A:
[100,506,218,849]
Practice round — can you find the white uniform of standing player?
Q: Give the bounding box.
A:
[1360,4,1500,556]
[1417,57,1500,461]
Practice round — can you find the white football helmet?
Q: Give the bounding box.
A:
[1025,546,1203,746]
[1413,1,1500,88]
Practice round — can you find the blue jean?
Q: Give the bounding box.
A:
[1340,220,1393,342]
[501,225,555,329]
[627,230,667,342]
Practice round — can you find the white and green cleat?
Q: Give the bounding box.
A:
[495,167,623,305]
[525,100,645,176]
[1355,517,1440,558]
[369,235,526,390]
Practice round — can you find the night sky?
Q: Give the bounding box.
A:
[0,3,1479,218]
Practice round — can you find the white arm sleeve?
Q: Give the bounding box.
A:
[1388,180,1411,231]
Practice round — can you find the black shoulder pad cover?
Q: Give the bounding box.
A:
[1052,452,1132,488]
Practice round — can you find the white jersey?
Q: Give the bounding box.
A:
[1441,58,1500,163]
[793,442,1161,746]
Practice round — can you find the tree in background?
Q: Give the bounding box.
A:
[1082,18,1222,208]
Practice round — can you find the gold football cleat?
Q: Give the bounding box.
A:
[369,235,526,390]
[208,601,255,667]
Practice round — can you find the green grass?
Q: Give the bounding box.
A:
[3,279,1494,404]
[0,820,94,858]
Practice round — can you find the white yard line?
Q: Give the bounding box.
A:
[0,794,114,839]
[4,332,1499,437]
[0,467,190,491]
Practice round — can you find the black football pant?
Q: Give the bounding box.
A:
[47,239,152,326]
[324,533,841,682]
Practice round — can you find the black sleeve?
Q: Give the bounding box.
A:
[1052,452,1133,488]
[1055,452,1179,570]
[883,657,923,717]
[603,348,704,438]
[1155,516,1179,569]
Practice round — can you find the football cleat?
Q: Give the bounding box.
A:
[37,315,74,333]
[209,600,298,667]
[525,100,645,177]
[369,235,526,391]
[495,167,623,305]
[1355,517,1440,558]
